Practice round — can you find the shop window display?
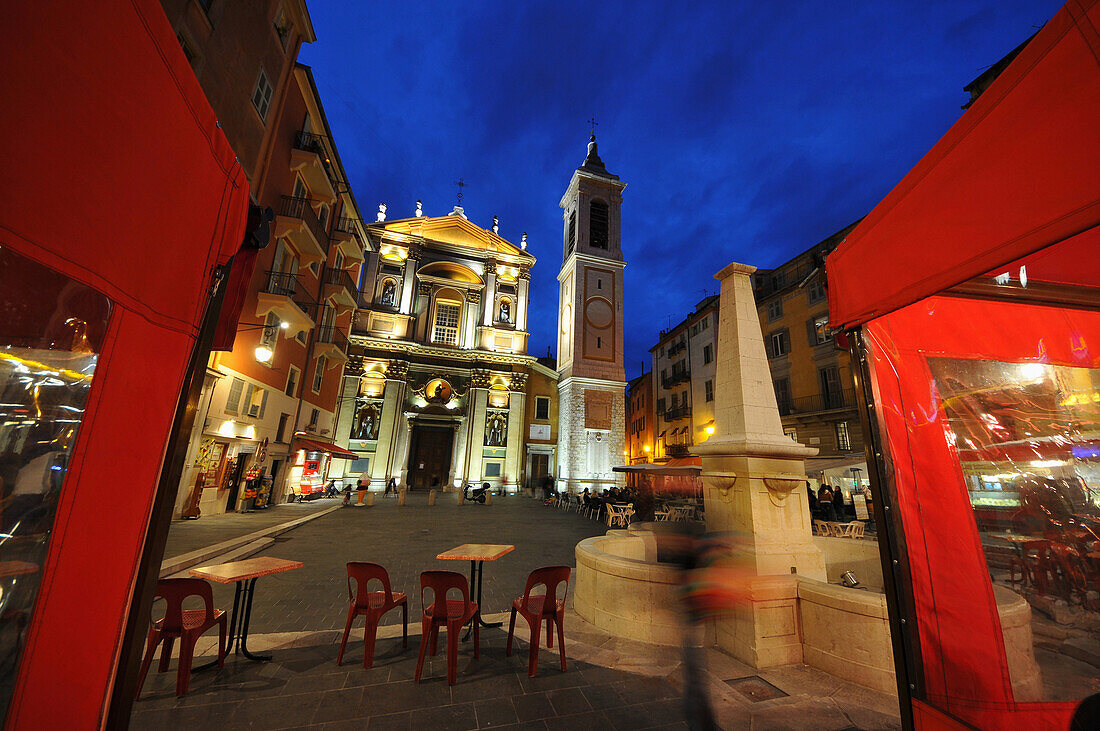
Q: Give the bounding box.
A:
[0,247,110,714]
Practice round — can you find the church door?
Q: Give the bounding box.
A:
[407,425,454,490]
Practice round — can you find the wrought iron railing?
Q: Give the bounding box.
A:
[261,271,315,317]
[665,405,692,421]
[662,369,691,389]
[784,389,855,415]
[279,195,330,253]
[324,267,358,300]
[315,325,348,354]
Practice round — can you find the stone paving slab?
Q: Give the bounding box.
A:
[164,499,340,559]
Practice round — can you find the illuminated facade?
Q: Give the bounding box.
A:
[334,206,550,492]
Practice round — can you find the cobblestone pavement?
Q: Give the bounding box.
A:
[203,493,607,635]
[164,499,338,559]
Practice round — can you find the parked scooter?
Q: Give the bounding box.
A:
[463,482,490,504]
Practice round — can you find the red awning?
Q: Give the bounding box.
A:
[827,0,1100,328]
[295,436,360,460]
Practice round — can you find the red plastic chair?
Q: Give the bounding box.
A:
[506,565,570,677]
[135,578,226,697]
[414,570,479,685]
[337,562,407,668]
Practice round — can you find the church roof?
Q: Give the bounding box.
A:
[578,134,619,181]
[366,212,535,263]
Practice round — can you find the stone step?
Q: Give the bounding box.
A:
[164,537,274,580]
[1061,637,1100,669]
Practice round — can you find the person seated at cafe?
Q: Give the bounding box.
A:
[581,488,592,509]
[818,484,837,521]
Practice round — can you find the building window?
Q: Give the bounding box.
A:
[670,393,678,409]
[771,271,787,290]
[535,397,550,420]
[820,367,843,409]
[273,3,294,48]
[657,397,665,414]
[286,366,300,397]
[703,344,713,364]
[251,67,274,121]
[766,329,790,358]
[432,301,461,345]
[784,427,798,442]
[567,210,576,252]
[701,317,709,330]
[225,377,244,414]
[312,355,326,392]
[767,299,783,321]
[704,380,713,402]
[244,385,267,418]
[308,408,320,428]
[484,462,502,477]
[176,32,198,67]
[277,413,290,442]
[808,278,826,304]
[590,200,609,249]
[835,421,852,451]
[597,279,602,290]
[774,377,792,413]
[810,314,831,345]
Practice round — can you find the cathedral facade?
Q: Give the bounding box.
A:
[555,136,628,492]
[334,205,556,492]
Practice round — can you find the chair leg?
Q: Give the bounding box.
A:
[446,623,459,686]
[430,625,439,657]
[414,619,430,683]
[337,605,356,666]
[546,616,554,648]
[158,636,175,672]
[473,613,480,660]
[402,602,408,648]
[528,616,542,678]
[175,635,195,697]
[506,606,517,656]
[556,614,567,672]
[134,630,160,699]
[218,616,227,668]
[363,618,378,669]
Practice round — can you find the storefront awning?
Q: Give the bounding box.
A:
[827,1,1100,329]
[613,462,701,475]
[295,436,359,460]
[804,456,866,476]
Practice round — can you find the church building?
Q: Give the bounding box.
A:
[335,203,557,492]
[555,136,628,492]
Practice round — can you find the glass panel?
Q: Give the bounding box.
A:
[929,357,1100,703]
[0,246,110,717]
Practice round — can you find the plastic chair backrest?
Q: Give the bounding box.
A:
[521,565,571,616]
[347,562,393,606]
[153,578,213,632]
[420,570,471,618]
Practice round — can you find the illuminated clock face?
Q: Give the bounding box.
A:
[561,304,571,334]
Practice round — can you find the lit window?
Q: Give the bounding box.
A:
[812,314,831,345]
[784,427,798,442]
[251,67,274,120]
[432,302,461,345]
[835,421,852,451]
[705,380,713,402]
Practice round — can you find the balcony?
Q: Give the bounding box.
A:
[332,216,365,266]
[661,369,691,389]
[275,196,329,268]
[323,266,358,314]
[255,271,315,337]
[665,405,692,421]
[290,131,337,203]
[779,389,855,416]
[668,340,686,356]
[313,324,349,364]
[666,443,691,458]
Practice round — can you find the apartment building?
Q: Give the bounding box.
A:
[625,370,654,464]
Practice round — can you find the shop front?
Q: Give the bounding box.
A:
[287,434,359,502]
[827,2,1100,727]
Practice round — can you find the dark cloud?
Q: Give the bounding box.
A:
[301,0,1063,379]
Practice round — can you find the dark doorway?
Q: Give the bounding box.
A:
[530,453,550,491]
[224,456,247,511]
[407,425,454,490]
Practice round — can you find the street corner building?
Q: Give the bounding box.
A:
[335,202,559,494]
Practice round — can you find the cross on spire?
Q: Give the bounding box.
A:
[453,177,466,204]
[587,116,599,136]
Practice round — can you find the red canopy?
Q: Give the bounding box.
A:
[295,436,361,460]
[827,0,1100,329]
[2,1,248,725]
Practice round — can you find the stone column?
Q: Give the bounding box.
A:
[465,371,491,483]
[331,370,360,478]
[369,362,407,490]
[399,251,420,314]
[516,269,530,332]
[452,410,470,488]
[503,389,526,493]
[694,261,824,668]
[482,261,497,326]
[464,291,480,349]
[393,414,412,487]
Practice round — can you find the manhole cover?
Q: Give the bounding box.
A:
[724,676,788,702]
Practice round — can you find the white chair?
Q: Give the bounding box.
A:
[653,507,671,522]
[813,520,830,536]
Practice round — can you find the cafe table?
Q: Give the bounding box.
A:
[189,556,302,665]
[436,543,514,636]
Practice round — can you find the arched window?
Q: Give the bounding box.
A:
[589,200,609,249]
[431,288,464,346]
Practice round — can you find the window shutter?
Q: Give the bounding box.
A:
[259,390,269,419]
[226,378,243,414]
[781,329,791,354]
[764,334,774,358]
[807,318,818,346]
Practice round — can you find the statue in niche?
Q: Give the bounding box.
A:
[486,413,506,446]
[353,402,379,440]
[380,280,396,306]
[498,300,510,323]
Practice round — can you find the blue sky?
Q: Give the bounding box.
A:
[300,0,1062,379]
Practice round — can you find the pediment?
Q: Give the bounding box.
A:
[378,215,529,259]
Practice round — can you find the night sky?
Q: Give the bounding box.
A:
[299,1,1061,379]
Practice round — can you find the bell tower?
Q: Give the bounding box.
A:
[555,135,627,492]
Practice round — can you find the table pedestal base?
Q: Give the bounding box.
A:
[195,577,269,670]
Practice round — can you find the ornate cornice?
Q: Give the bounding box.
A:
[385,359,409,380]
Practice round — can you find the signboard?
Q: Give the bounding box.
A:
[529,424,551,440]
[853,493,870,520]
